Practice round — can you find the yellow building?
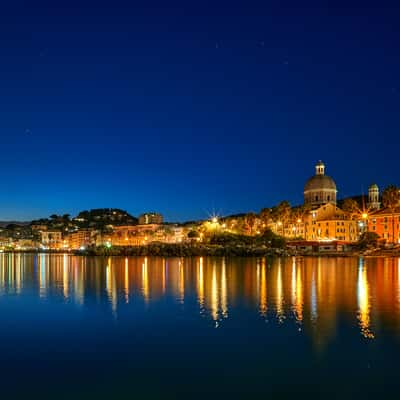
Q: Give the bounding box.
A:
[40,230,63,249]
[303,203,358,242]
[68,229,95,250]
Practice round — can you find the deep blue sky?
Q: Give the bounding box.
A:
[1,1,399,221]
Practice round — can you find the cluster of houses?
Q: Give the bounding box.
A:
[0,212,187,251]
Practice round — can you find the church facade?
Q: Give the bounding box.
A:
[283,161,358,242]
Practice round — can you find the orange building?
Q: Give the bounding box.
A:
[368,207,400,243]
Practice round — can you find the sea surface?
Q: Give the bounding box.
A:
[0,254,399,399]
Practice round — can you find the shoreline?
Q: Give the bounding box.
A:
[1,245,400,258]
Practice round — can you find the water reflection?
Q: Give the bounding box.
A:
[1,254,400,346]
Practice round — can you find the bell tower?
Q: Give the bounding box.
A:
[367,184,380,210]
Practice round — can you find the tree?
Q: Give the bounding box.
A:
[382,185,400,243]
[357,231,380,250]
[187,230,199,240]
[271,201,291,235]
[259,208,271,229]
[244,212,257,235]
[342,198,360,220]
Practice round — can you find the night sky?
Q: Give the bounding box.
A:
[1,1,399,221]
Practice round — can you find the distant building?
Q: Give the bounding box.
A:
[139,213,163,225]
[31,225,48,232]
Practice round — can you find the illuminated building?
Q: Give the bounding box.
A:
[284,162,357,242]
[68,229,94,250]
[303,203,358,242]
[367,184,381,211]
[138,213,163,225]
[40,230,63,249]
[304,161,337,207]
[368,207,400,243]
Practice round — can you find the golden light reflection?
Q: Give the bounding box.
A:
[221,259,228,318]
[179,260,185,305]
[291,258,303,324]
[259,258,267,317]
[357,259,374,339]
[211,263,219,326]
[124,257,129,303]
[142,257,149,303]
[63,254,69,299]
[276,260,285,323]
[198,257,204,313]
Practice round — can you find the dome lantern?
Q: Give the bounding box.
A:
[316,160,325,176]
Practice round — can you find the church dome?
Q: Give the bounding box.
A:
[304,174,337,192]
[303,161,337,207]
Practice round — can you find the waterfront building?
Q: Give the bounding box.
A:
[368,207,400,243]
[40,230,63,250]
[68,229,95,250]
[303,203,358,242]
[108,224,160,246]
[138,213,163,225]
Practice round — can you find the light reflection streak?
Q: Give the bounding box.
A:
[221,258,228,318]
[357,258,374,339]
[259,258,267,317]
[198,257,204,313]
[276,260,284,323]
[211,263,219,326]
[63,254,69,299]
[124,257,129,303]
[142,257,149,303]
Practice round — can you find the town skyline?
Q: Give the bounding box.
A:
[0,160,396,223]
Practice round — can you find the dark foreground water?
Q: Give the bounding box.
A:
[0,254,400,399]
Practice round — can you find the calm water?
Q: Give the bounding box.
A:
[1,254,400,399]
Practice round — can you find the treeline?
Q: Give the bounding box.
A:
[81,229,288,257]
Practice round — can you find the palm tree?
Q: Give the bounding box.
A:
[271,201,291,236]
[342,198,360,220]
[259,208,271,229]
[382,185,400,244]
